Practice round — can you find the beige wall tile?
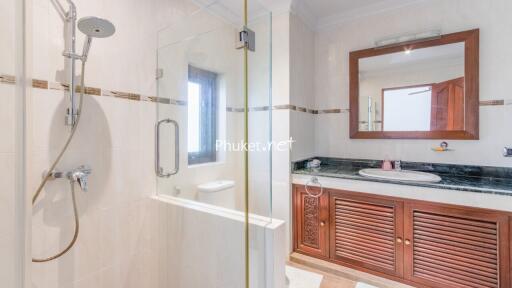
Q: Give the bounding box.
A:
[0,85,15,153]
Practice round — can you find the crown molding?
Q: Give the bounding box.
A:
[315,0,427,30]
[189,0,280,26]
[190,0,427,31]
[258,0,293,14]
[290,0,318,30]
[295,0,426,30]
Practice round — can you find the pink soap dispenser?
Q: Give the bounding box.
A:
[382,159,393,171]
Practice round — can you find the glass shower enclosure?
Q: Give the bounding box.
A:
[155,1,274,287]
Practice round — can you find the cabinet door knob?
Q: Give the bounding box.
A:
[320,221,325,227]
[396,237,402,244]
[405,239,411,245]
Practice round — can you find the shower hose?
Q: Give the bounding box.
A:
[31,63,86,263]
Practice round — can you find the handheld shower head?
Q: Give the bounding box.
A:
[78,16,115,38]
[77,17,115,61]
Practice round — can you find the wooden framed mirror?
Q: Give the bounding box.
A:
[349,29,479,139]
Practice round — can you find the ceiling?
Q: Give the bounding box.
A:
[190,0,423,29]
[301,0,420,20]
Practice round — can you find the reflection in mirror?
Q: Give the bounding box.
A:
[358,42,465,132]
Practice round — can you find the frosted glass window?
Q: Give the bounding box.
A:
[187,66,217,165]
[187,82,201,153]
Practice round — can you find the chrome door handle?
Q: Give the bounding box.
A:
[156,118,179,178]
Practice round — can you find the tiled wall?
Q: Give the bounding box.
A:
[281,0,512,167]
[290,13,316,162]
[0,83,16,287]
[269,12,293,254]
[0,0,19,286]
[313,0,512,167]
[26,0,198,287]
[150,197,286,288]
[269,11,329,254]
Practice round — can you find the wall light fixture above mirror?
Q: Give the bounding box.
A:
[349,29,479,140]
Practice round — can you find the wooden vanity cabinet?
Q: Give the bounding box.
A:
[292,184,512,288]
[403,202,510,288]
[293,185,330,258]
[329,190,404,278]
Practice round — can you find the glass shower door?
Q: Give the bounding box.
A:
[155,1,273,287]
[156,19,245,206]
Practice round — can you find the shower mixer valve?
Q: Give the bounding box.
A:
[50,165,92,192]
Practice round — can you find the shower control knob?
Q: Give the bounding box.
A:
[69,165,92,192]
[504,147,512,157]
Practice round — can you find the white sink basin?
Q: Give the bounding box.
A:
[359,168,442,183]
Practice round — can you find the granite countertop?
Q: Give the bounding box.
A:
[292,158,512,196]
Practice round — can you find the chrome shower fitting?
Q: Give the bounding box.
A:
[33,1,114,263]
[58,0,116,127]
[55,0,80,127]
[504,147,512,157]
[63,16,116,62]
[51,165,92,192]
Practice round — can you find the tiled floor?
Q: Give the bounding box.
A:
[288,253,413,288]
[287,263,379,288]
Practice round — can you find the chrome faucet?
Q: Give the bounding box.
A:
[504,147,512,157]
[70,165,92,192]
[394,160,402,171]
[51,165,92,192]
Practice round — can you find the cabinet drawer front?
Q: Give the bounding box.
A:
[330,192,403,277]
[405,205,510,288]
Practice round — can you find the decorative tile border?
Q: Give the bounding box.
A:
[273,104,295,110]
[102,90,141,101]
[48,81,69,91]
[147,96,170,104]
[270,105,350,114]
[480,100,505,106]
[0,73,170,104]
[2,73,511,110]
[0,74,16,84]
[32,79,49,89]
[77,86,101,96]
[250,106,270,112]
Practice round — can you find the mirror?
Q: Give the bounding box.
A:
[350,29,479,139]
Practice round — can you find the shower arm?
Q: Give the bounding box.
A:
[50,0,66,21]
[51,0,76,22]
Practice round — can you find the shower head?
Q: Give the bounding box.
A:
[77,17,115,62]
[78,16,116,38]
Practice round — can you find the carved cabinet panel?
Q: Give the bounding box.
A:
[293,185,329,258]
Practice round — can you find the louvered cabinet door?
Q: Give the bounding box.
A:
[293,185,330,258]
[404,203,510,288]
[329,191,404,277]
